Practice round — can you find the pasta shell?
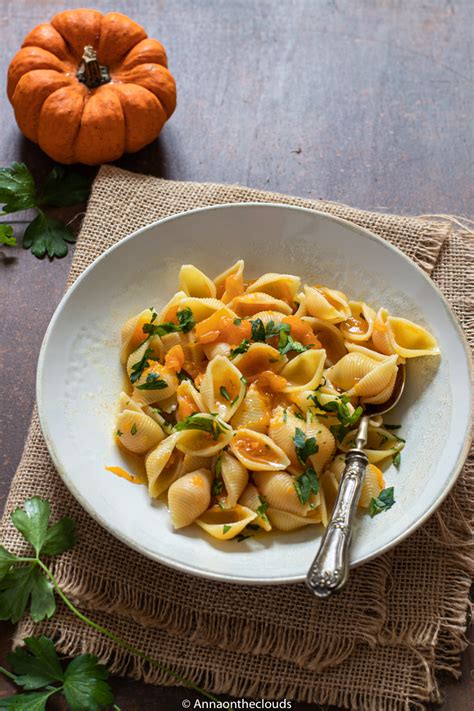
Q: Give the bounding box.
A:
[328,352,398,398]
[179,264,216,298]
[168,468,213,529]
[302,317,347,366]
[220,451,249,507]
[157,291,187,322]
[145,433,182,497]
[339,425,405,464]
[161,332,205,366]
[230,383,272,433]
[132,362,179,405]
[358,464,385,508]
[293,292,307,317]
[196,504,257,540]
[266,508,319,531]
[126,336,164,380]
[176,380,204,421]
[120,308,156,364]
[203,341,232,361]
[200,355,246,421]
[268,406,305,472]
[304,285,351,324]
[176,297,230,323]
[118,391,142,414]
[181,453,210,474]
[229,292,293,318]
[306,416,336,475]
[280,349,326,393]
[230,429,290,471]
[245,273,301,305]
[238,483,272,531]
[176,414,234,456]
[214,260,245,302]
[339,301,376,343]
[116,409,165,454]
[344,341,397,362]
[253,470,312,515]
[371,308,394,355]
[387,316,439,358]
[232,343,287,380]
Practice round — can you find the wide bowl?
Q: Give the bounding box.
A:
[37,203,472,584]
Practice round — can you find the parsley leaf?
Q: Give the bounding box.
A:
[175,414,230,441]
[294,467,319,504]
[223,525,231,534]
[229,339,251,358]
[255,496,269,522]
[0,224,16,247]
[11,498,75,558]
[369,487,396,517]
[310,392,363,442]
[279,334,309,356]
[219,386,231,401]
[129,347,157,384]
[143,307,195,337]
[293,427,318,465]
[37,166,91,207]
[22,213,76,260]
[135,373,168,391]
[393,451,401,468]
[0,162,36,213]
[250,318,266,342]
[2,635,114,711]
[384,424,401,430]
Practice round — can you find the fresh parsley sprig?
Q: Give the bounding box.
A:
[292,428,320,504]
[129,347,159,384]
[0,497,221,706]
[310,391,363,442]
[175,414,230,440]
[248,318,309,356]
[143,307,195,337]
[368,487,396,517]
[0,163,92,259]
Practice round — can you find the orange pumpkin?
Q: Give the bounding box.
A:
[7,9,177,165]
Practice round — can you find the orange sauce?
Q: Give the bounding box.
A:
[282,315,321,347]
[223,273,244,300]
[165,345,185,372]
[129,313,151,352]
[105,466,144,485]
[177,391,199,419]
[340,316,368,336]
[252,370,287,393]
[195,309,251,345]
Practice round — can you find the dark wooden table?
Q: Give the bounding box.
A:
[1,1,472,708]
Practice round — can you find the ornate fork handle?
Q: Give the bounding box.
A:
[306,448,368,598]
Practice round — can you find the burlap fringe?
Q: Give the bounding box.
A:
[49,553,390,672]
[13,620,437,711]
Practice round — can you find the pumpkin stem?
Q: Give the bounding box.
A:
[77,45,111,89]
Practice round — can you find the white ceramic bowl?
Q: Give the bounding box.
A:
[37,204,472,584]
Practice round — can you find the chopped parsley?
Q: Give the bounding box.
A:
[130,423,137,436]
[135,372,169,390]
[177,370,193,382]
[143,307,195,337]
[310,391,363,442]
[250,318,266,342]
[175,414,229,441]
[256,496,269,522]
[393,451,401,468]
[293,427,318,465]
[220,385,231,401]
[212,454,224,496]
[230,339,251,358]
[247,523,261,531]
[223,524,232,534]
[129,347,158,384]
[236,533,252,542]
[233,317,242,325]
[116,429,123,437]
[294,467,319,504]
[278,333,309,356]
[385,423,401,430]
[369,487,396,517]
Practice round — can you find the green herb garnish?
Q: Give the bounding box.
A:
[223,524,232,534]
[250,318,266,342]
[130,423,137,435]
[255,496,269,522]
[129,347,157,384]
[0,224,16,246]
[115,429,123,438]
[393,451,401,468]
[233,318,242,326]
[135,372,168,391]
[143,307,195,337]
[175,414,229,441]
[385,424,401,430]
[294,467,319,504]
[369,487,396,517]
[310,392,363,442]
[220,385,231,401]
[230,339,251,358]
[293,427,318,465]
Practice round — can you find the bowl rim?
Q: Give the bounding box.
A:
[36,202,473,584]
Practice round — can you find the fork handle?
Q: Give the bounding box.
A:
[306,448,368,598]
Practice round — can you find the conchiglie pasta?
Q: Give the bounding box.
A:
[196,504,256,540]
[116,408,165,454]
[199,355,246,421]
[114,263,438,541]
[304,285,351,324]
[168,468,213,529]
[219,451,249,508]
[245,273,301,305]
[179,264,216,298]
[146,433,183,497]
[230,428,290,471]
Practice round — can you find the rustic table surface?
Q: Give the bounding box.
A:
[1,0,472,709]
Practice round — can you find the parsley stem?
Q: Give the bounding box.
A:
[36,560,220,703]
[0,665,18,682]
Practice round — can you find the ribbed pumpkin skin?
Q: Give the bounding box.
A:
[7,9,177,165]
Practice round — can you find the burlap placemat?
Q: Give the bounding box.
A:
[2,167,473,710]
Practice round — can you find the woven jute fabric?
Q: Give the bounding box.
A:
[2,166,473,710]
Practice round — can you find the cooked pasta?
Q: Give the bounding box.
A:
[112,261,440,541]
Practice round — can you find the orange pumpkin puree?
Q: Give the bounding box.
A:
[195,309,251,345]
[282,316,321,347]
[105,466,144,485]
[340,316,368,336]
[165,344,185,372]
